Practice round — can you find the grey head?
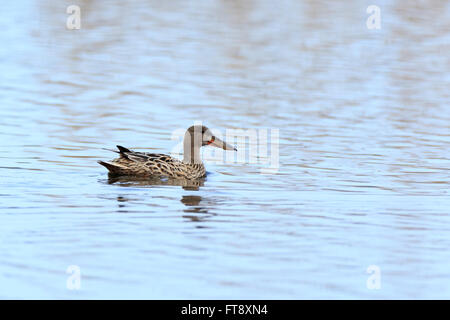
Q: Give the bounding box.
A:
[183,125,236,163]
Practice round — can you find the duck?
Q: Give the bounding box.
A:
[98,125,236,179]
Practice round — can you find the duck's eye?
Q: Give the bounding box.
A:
[207,136,215,145]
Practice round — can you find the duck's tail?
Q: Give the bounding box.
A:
[97,161,126,174]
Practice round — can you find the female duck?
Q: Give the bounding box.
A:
[98,125,236,179]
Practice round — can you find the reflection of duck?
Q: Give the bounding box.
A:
[180,195,202,206]
[107,175,205,190]
[98,125,236,179]
[181,195,210,223]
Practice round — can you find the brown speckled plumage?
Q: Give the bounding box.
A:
[98,125,236,179]
[99,146,206,179]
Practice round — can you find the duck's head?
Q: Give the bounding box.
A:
[186,125,237,151]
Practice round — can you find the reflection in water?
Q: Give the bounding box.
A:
[106,175,205,190]
[181,195,212,224]
[180,195,202,207]
[116,196,129,212]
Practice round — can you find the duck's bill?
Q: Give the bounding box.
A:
[210,137,237,151]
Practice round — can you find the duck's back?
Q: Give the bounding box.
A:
[98,146,205,179]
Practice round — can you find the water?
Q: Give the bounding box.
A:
[0,0,449,299]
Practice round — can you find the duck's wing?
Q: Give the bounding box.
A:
[99,146,180,176]
[100,146,202,178]
[116,145,177,164]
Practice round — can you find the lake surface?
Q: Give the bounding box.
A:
[0,0,449,299]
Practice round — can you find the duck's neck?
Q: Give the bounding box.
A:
[183,131,202,164]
